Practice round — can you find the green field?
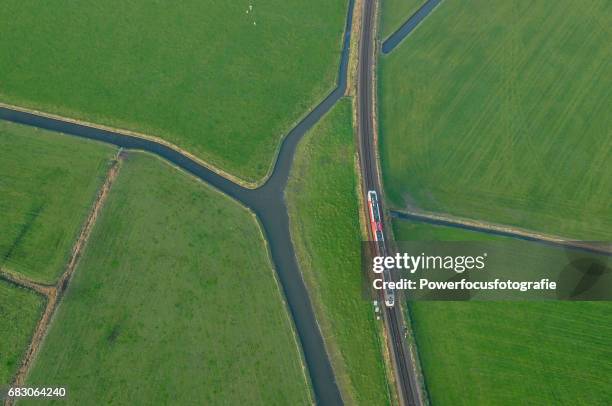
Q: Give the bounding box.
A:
[394,219,612,404]
[380,0,423,39]
[0,122,116,284]
[379,0,612,239]
[0,280,44,386]
[286,99,389,404]
[25,153,311,405]
[0,0,348,183]
[392,218,494,242]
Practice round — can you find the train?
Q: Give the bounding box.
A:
[367,191,395,307]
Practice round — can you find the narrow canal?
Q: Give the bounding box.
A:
[0,0,355,403]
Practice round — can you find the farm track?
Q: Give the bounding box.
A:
[0,269,53,297]
[4,155,122,406]
[391,209,612,256]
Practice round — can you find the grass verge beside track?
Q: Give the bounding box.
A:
[393,219,612,405]
[0,280,44,386]
[379,0,611,239]
[0,122,116,284]
[286,99,390,404]
[380,0,423,39]
[25,152,311,405]
[1,0,348,183]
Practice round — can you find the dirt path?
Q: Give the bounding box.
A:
[5,154,123,405]
[0,269,53,297]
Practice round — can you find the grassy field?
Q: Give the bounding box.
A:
[380,0,423,39]
[379,0,611,240]
[0,121,116,284]
[392,218,494,241]
[0,0,348,183]
[394,219,612,404]
[25,153,311,405]
[0,280,44,386]
[286,99,390,404]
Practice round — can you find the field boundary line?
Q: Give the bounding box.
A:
[391,208,612,255]
[5,154,123,405]
[0,268,53,297]
[56,152,123,293]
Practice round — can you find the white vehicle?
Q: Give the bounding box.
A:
[367,190,395,307]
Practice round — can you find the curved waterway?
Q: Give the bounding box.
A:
[0,1,354,403]
[382,0,442,54]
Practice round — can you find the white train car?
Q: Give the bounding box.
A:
[367,191,395,307]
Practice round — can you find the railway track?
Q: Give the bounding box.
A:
[356,1,424,405]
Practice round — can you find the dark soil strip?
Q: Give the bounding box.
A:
[381,0,442,54]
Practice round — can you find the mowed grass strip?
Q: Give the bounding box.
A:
[380,0,424,39]
[25,152,311,405]
[0,280,44,386]
[287,99,389,404]
[1,0,348,183]
[0,121,116,284]
[380,0,612,239]
[393,219,612,405]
